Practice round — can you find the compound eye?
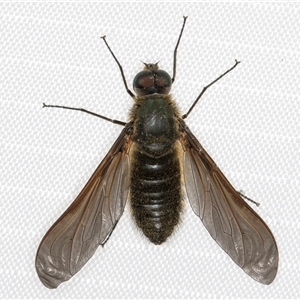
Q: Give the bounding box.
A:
[154,70,172,94]
[133,71,156,96]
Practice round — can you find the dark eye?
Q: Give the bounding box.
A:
[133,69,172,96]
[155,70,172,94]
[133,71,155,96]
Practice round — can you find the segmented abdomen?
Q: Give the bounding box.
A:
[130,144,182,245]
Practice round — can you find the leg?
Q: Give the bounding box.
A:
[43,103,126,126]
[172,16,188,83]
[238,191,260,207]
[101,36,134,98]
[182,60,240,119]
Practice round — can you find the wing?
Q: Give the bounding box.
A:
[36,122,133,289]
[179,120,278,284]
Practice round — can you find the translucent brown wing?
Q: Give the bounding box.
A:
[180,120,279,284]
[36,122,133,289]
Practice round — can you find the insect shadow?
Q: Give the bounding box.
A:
[37,16,278,288]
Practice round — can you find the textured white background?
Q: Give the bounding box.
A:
[1,2,299,299]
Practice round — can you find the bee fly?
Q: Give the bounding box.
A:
[37,16,278,288]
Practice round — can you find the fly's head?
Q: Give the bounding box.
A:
[133,62,172,96]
